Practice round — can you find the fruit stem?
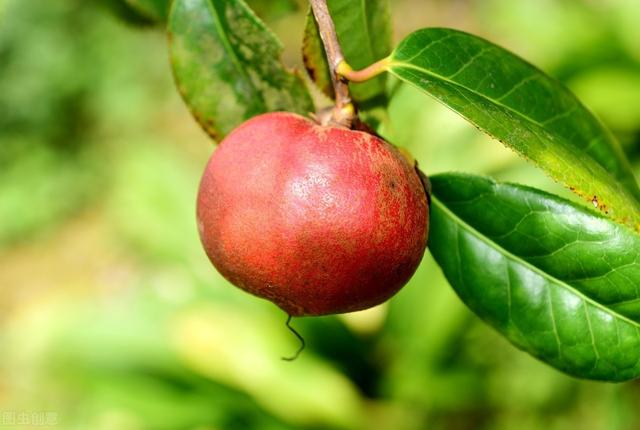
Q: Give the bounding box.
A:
[309,0,356,128]
[281,314,306,361]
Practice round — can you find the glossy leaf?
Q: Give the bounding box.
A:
[429,172,640,381]
[388,28,640,230]
[303,0,392,102]
[169,0,313,140]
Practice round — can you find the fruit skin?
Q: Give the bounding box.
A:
[197,112,429,316]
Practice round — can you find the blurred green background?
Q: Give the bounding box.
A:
[1,0,640,429]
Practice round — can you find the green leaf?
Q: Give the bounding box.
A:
[302,10,333,100]
[429,172,640,381]
[388,28,640,230]
[102,0,157,25]
[303,0,392,102]
[168,0,313,140]
[245,0,300,22]
[125,0,171,22]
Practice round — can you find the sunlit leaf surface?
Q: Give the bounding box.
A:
[389,28,640,229]
[429,173,640,381]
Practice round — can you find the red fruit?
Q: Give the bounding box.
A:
[197,112,429,316]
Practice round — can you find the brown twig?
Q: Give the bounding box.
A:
[309,0,355,127]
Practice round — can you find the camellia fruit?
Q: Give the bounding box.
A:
[197,112,429,316]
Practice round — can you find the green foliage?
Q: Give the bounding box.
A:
[569,67,640,133]
[125,0,171,22]
[380,25,640,379]
[429,173,640,381]
[302,0,392,102]
[245,0,301,22]
[4,1,640,429]
[0,0,108,245]
[388,28,640,230]
[100,0,156,25]
[168,0,313,140]
[148,0,640,382]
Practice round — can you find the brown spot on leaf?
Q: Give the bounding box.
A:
[191,110,221,142]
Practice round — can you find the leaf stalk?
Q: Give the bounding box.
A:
[336,57,391,83]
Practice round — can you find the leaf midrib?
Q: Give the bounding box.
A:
[389,60,640,219]
[431,193,640,329]
[388,59,563,136]
[388,42,640,202]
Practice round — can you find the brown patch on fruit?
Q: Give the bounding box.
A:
[368,142,418,245]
